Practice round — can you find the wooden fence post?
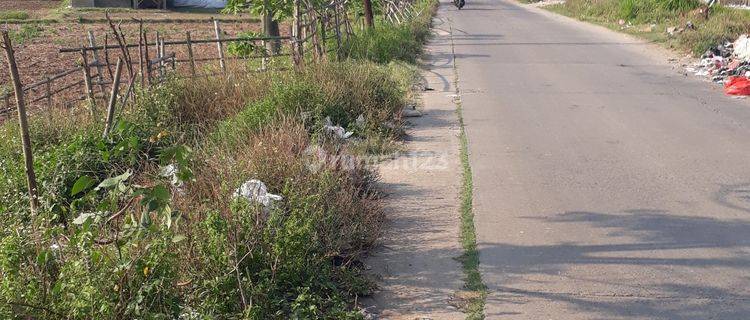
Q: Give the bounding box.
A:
[1,31,39,213]
[186,31,196,76]
[333,2,342,57]
[144,31,151,86]
[363,0,374,28]
[88,31,108,100]
[213,19,226,72]
[45,77,52,109]
[293,0,305,67]
[159,39,166,77]
[319,13,327,60]
[81,50,97,115]
[103,58,124,138]
[138,24,145,88]
[155,31,163,78]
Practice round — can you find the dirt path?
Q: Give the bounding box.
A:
[360,17,466,320]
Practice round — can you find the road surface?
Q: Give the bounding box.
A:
[443,1,750,318]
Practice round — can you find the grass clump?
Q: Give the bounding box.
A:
[0,10,30,21]
[8,24,43,45]
[341,0,437,63]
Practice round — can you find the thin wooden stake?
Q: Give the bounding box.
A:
[103,34,113,79]
[333,2,342,57]
[88,31,108,99]
[213,19,226,72]
[2,31,39,213]
[155,31,163,78]
[45,77,52,109]
[81,50,97,115]
[159,39,166,78]
[103,58,124,138]
[144,31,151,86]
[138,22,145,88]
[293,0,303,67]
[186,31,196,76]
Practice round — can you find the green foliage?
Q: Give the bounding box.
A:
[0,10,30,21]
[341,0,436,63]
[0,0,434,317]
[227,31,267,58]
[558,0,750,56]
[9,24,43,45]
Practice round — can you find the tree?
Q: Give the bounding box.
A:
[225,0,290,54]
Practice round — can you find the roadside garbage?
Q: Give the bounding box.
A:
[667,22,696,37]
[233,179,283,207]
[724,76,750,95]
[160,164,183,188]
[685,34,750,93]
[734,35,750,61]
[323,117,354,139]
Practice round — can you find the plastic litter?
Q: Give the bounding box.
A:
[724,76,750,95]
[734,35,750,61]
[233,179,283,207]
[685,35,750,86]
[323,117,354,139]
[160,164,183,188]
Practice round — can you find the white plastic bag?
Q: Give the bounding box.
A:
[323,117,354,139]
[233,179,283,207]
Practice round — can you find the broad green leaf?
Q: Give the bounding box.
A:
[73,212,96,225]
[71,175,96,196]
[96,171,132,190]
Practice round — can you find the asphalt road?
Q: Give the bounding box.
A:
[443,1,750,319]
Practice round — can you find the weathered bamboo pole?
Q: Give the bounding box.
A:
[45,77,52,109]
[103,59,124,138]
[138,23,145,88]
[213,19,226,72]
[144,31,151,86]
[1,31,39,213]
[80,50,97,115]
[88,31,108,100]
[186,31,196,76]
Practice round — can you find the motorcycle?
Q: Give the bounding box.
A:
[454,0,465,9]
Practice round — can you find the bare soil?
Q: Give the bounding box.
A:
[0,1,284,115]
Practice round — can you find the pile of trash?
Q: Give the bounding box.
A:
[686,34,750,95]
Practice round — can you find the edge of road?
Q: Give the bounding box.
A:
[359,6,472,319]
[449,19,488,320]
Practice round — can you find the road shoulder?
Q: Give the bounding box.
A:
[360,15,466,320]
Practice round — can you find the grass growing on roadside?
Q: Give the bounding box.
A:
[341,0,437,63]
[0,60,416,319]
[456,98,486,319]
[0,0,439,317]
[451,27,487,318]
[547,0,750,56]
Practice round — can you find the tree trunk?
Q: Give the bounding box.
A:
[262,0,281,55]
[363,0,375,28]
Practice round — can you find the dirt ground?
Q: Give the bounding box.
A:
[0,1,284,114]
[0,0,59,19]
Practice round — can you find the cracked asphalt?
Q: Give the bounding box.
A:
[441,0,750,318]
